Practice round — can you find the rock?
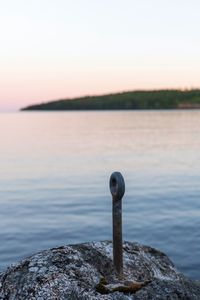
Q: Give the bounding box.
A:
[0,241,200,299]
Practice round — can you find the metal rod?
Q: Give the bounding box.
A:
[109,172,125,278]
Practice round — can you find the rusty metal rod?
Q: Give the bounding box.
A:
[109,172,125,278]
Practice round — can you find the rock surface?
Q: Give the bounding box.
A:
[0,241,200,299]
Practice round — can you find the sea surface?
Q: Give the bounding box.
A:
[0,110,200,279]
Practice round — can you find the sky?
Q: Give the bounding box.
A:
[0,0,200,111]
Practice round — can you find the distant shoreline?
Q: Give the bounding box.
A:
[21,89,200,111]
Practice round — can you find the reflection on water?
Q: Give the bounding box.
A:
[0,110,200,278]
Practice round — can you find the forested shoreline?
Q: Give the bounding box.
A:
[21,89,200,111]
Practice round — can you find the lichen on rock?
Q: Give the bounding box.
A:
[0,241,200,299]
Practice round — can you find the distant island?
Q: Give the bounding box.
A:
[21,89,200,111]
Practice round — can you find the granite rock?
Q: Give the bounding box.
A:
[0,241,199,300]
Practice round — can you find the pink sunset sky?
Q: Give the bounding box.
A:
[1,0,200,111]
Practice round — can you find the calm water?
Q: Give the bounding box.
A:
[0,110,200,279]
